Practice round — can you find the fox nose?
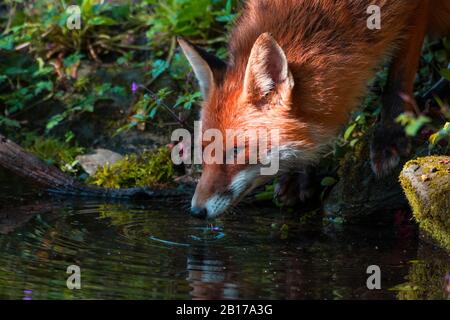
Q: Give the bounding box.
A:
[190,206,207,219]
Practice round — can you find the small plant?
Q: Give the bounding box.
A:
[22,133,84,173]
[429,122,450,150]
[0,0,236,135]
[145,0,236,44]
[396,113,432,137]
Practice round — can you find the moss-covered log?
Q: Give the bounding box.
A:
[0,134,193,200]
[400,156,450,250]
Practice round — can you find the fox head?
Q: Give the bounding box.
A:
[179,33,319,219]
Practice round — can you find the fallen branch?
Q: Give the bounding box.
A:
[0,134,193,200]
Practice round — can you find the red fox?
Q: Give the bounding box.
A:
[179,0,450,219]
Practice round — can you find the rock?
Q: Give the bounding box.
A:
[323,139,407,223]
[76,148,124,176]
[400,156,450,251]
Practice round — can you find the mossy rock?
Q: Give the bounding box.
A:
[400,156,450,251]
[87,147,174,189]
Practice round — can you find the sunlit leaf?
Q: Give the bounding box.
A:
[321,177,337,187]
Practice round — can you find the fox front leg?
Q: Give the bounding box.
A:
[370,1,430,177]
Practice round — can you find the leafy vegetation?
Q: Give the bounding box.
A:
[0,0,449,195]
[0,0,236,182]
[0,0,235,133]
[20,131,84,173]
[330,38,450,171]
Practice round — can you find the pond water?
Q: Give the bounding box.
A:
[0,170,449,300]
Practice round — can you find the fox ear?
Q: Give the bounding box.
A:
[178,38,226,100]
[243,33,294,102]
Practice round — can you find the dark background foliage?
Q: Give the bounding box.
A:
[0,0,448,188]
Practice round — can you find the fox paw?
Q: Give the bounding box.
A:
[274,170,315,206]
[370,123,410,177]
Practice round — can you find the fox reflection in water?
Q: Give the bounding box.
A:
[187,246,239,299]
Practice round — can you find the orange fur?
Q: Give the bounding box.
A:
[215,0,421,142]
[185,0,450,216]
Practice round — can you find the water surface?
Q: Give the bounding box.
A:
[0,170,449,300]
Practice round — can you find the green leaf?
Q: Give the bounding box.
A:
[405,116,431,137]
[46,114,65,131]
[110,5,130,21]
[0,35,14,50]
[349,138,359,148]
[149,106,158,119]
[111,86,126,96]
[344,123,357,141]
[65,131,75,143]
[132,114,146,121]
[255,191,273,201]
[151,59,168,79]
[429,122,450,147]
[440,68,450,81]
[88,16,117,26]
[321,177,337,187]
[5,67,26,76]
[81,0,94,17]
[63,53,84,67]
[0,116,20,128]
[34,81,53,95]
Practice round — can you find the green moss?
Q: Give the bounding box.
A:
[400,156,450,250]
[393,258,450,300]
[23,135,84,173]
[87,147,174,188]
[338,140,369,192]
[420,220,450,250]
[325,138,403,222]
[280,224,289,240]
[299,209,323,227]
